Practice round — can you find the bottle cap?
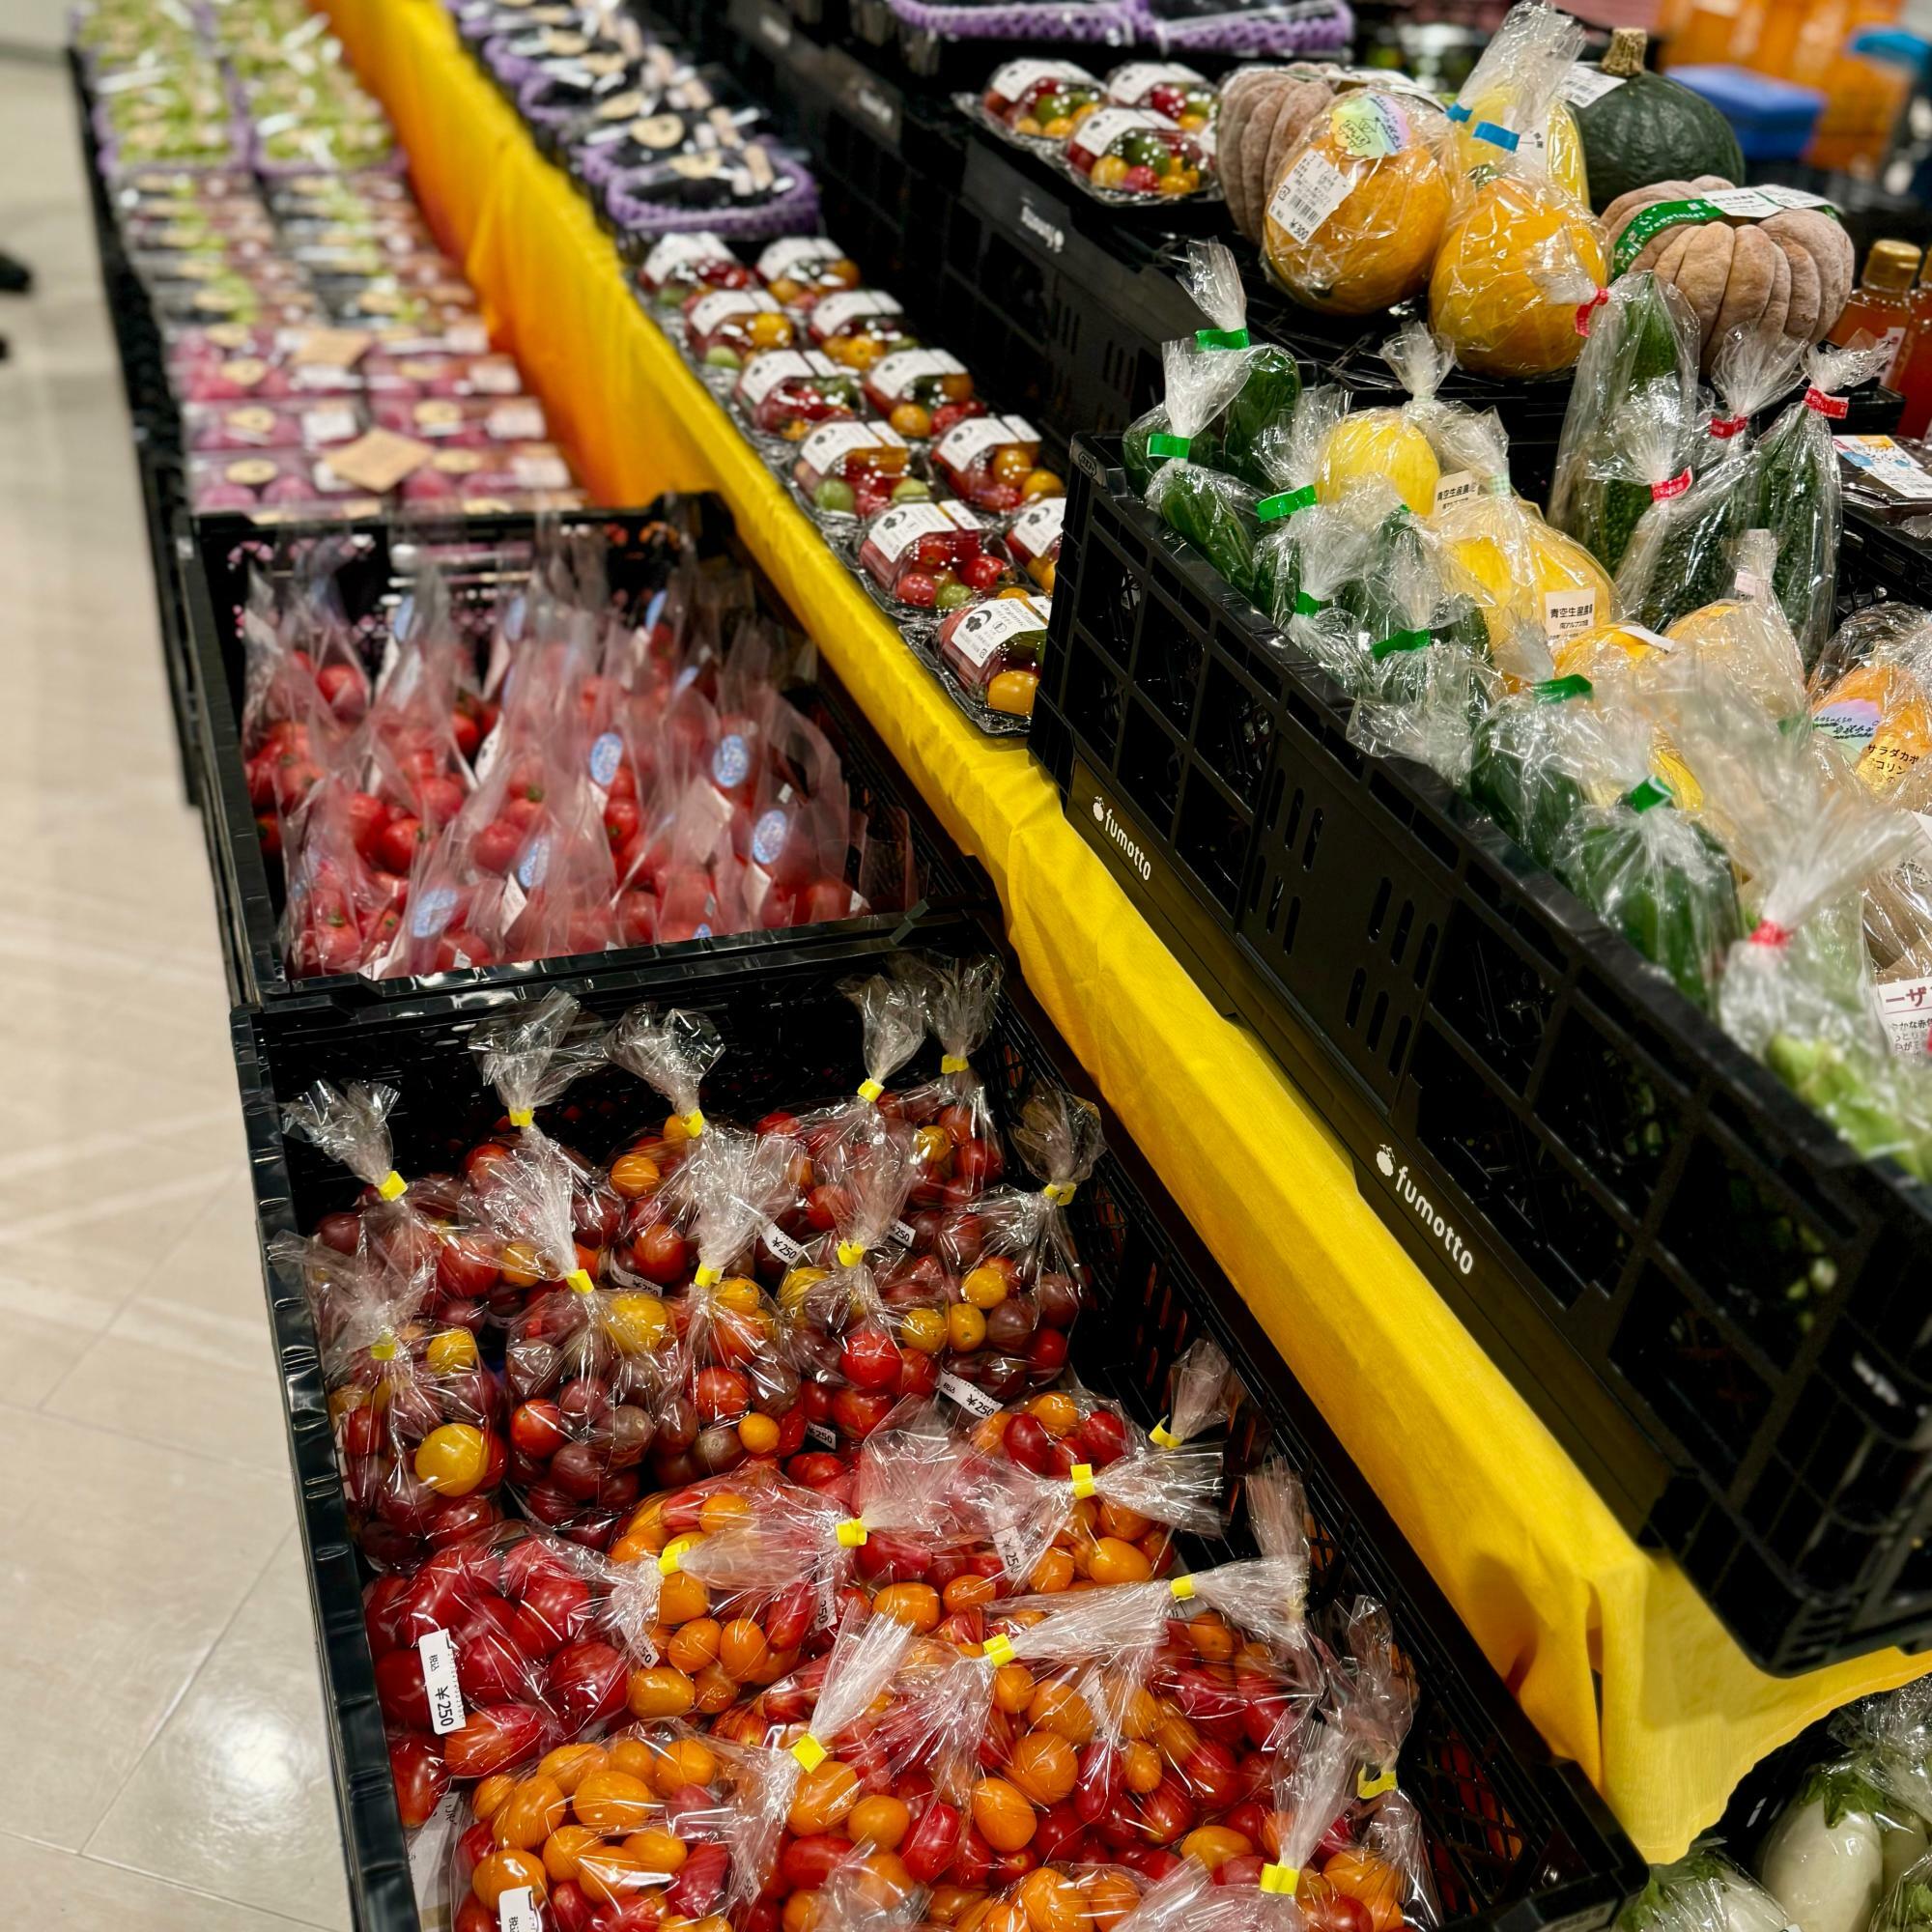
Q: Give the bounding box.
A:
[1868,239,1921,292]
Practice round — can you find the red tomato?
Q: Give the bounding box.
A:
[389,1735,448,1830]
[442,1702,548,1779]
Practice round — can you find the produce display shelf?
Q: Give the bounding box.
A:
[238,912,1642,1932]
[307,0,1932,1858]
[1033,434,1932,1678]
[182,504,993,1009]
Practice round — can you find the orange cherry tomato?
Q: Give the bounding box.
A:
[472,1849,548,1911]
[668,1618,724,1674]
[1087,1537,1152,1585]
[1027,1394,1079,1437]
[473,1773,517,1821]
[1097,1501,1151,1542]
[495,1776,567,1850]
[931,1887,989,1925]
[698,1492,752,1535]
[1085,1871,1144,1930]
[1028,1548,1076,1594]
[577,1842,658,1908]
[943,1573,999,1613]
[572,1770,655,1833]
[539,1745,608,1796]
[695,1662,739,1714]
[1184,1615,1237,1662]
[625,1827,688,1875]
[849,1794,912,1850]
[969,1777,1037,1853]
[783,1891,821,1932]
[542,1823,604,1885]
[788,1759,861,1834]
[992,1662,1036,1715]
[1025,1682,1094,1746]
[628,1665,696,1719]
[961,1265,1009,1310]
[1016,1869,1085,1932]
[610,1149,662,1198]
[606,1738,658,1782]
[739,1411,781,1455]
[872,1583,941,1633]
[1180,1826,1253,1871]
[1323,1849,1406,1932]
[719,1616,773,1681]
[1122,1741,1163,1794]
[658,1573,710,1626]
[1008,1731,1078,1805]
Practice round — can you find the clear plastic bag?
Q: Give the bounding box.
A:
[1277,493,1378,683]
[1463,670,1607,871]
[1348,635,1496,788]
[1611,328,1805,632]
[934,1087,1103,1398]
[1331,502,1491,706]
[1548,269,1702,577]
[1315,325,1462,519]
[469,988,606,1133]
[1623,1849,1798,1932]
[1250,386,1350,631]
[1753,339,1902,668]
[896,954,1008,1209]
[1143,330,1264,596]
[608,1003,726,1152]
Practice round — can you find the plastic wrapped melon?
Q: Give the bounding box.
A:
[1264,89,1451,315]
[1446,0,1590,206]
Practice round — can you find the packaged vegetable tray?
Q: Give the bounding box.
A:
[936,590,1052,723]
[733,349,867,443]
[1006,495,1066,593]
[933,413,1062,514]
[757,235,863,311]
[853,499,1015,617]
[808,290,919,370]
[681,286,797,377]
[634,231,753,319]
[1106,60,1216,128]
[790,419,918,526]
[865,348,982,443]
[1065,107,1214,202]
[980,57,1105,142]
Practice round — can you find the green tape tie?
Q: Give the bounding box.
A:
[1625,777,1674,812]
[1612,196,1724,276]
[1371,628,1432,661]
[1293,590,1321,616]
[1534,674,1593,703]
[1256,485,1316,524]
[1195,327,1250,350]
[1146,433,1192,459]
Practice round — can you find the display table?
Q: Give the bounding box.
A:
[315,0,1931,1859]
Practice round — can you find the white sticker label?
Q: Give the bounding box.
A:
[988,57,1093,102]
[1068,106,1169,162]
[1559,64,1625,106]
[763,1221,809,1266]
[444,321,491,354]
[1754,184,1835,212]
[938,1370,1003,1418]
[947,594,1049,668]
[1542,586,1600,641]
[1430,470,1479,513]
[419,1629,467,1736]
[1734,569,1768,601]
[867,498,978,562]
[1701,186,1781,217]
[469,355,523,394]
[499,1887,539,1932]
[1269,150,1350,245]
[799,417,905,481]
[487,400,548,441]
[990,1520,1033,1577]
[937,413,1040,471]
[739,348,838,406]
[300,405,358,445]
[806,1420,838,1449]
[811,288,902,337]
[641,231,728,283]
[1108,62,1206,104]
[758,236,843,280]
[1009,495,1065,557]
[688,288,778,336]
[888,1218,918,1249]
[1835,434,1932,500]
[1876,976,1932,1059]
[511,451,572,490]
[868,348,963,401]
[1621,623,1675,652]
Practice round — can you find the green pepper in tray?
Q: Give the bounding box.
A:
[1142,327,1263,597]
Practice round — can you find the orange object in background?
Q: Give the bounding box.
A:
[1832,239,1923,384]
[1891,262,1932,439]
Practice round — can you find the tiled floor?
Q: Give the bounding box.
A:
[0,50,354,1932]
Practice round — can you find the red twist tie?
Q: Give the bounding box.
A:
[1651,469,1692,502]
[1574,288,1608,336]
[1805,385,1850,419]
[1709,413,1748,440]
[1749,919,1794,950]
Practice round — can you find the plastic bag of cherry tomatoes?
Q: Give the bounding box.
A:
[469,989,609,1136]
[933,1087,1103,1395]
[446,1714,794,1932]
[609,1004,725,1153]
[368,1519,659,1833]
[477,1128,675,1548]
[895,955,1006,1211]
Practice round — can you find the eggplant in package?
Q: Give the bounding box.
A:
[605,140,818,244]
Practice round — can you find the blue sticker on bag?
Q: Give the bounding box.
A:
[411,885,458,938]
[392,592,415,642]
[751,807,788,866]
[517,835,551,891]
[589,730,623,785]
[643,587,668,633]
[504,591,526,642]
[712,732,750,788]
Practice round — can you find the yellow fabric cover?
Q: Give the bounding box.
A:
[317,0,1932,1858]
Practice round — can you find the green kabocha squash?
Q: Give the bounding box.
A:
[1573,29,1745,215]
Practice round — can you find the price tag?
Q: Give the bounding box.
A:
[1702,186,1780,218]
[798,418,905,481]
[763,1221,809,1266]
[1542,586,1600,642]
[758,237,841,281]
[1067,106,1166,163]
[499,1886,540,1932]
[739,349,839,405]
[1754,184,1835,212]
[938,1371,1002,1418]
[1876,976,1932,1059]
[1108,62,1207,105]
[1009,496,1065,556]
[300,404,358,445]
[419,1629,467,1735]
[867,498,977,561]
[1559,64,1625,107]
[987,57,1092,102]
[945,594,1050,669]
[1431,470,1479,513]
[936,414,1039,471]
[1834,435,1932,502]
[1269,150,1350,245]
[868,348,962,400]
[811,288,901,337]
[687,288,778,336]
[806,1420,838,1449]
[990,1520,1033,1577]
[641,231,728,285]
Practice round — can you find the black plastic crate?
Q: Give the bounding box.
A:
[1036,434,1932,1675]
[183,505,988,1009]
[236,912,1642,1932]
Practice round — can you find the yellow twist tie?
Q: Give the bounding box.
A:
[694,1264,723,1288]
[836,1240,867,1268]
[683,1109,705,1137]
[1260,1866,1297,1896]
[1042,1180,1076,1207]
[1170,1576,1196,1602]
[1150,1422,1179,1449]
[1358,1767,1398,1800]
[376,1170,408,1202]
[1069,1463,1096,1500]
[836,1519,868,1548]
[790,1733,827,1772]
[857,1078,884,1103]
[565,1267,596,1295]
[940,1055,970,1074]
[507,1107,535,1128]
[981,1634,1016,1667]
[659,1536,695,1577]
[370,1333,398,1363]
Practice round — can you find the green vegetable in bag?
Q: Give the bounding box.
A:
[1466,674,1596,867]
[1249,385,1348,630]
[1140,322,1261,595]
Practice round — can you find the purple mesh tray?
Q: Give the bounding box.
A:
[885,0,1138,42]
[1130,0,1351,55]
[518,71,601,133]
[92,103,247,177]
[605,163,820,243]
